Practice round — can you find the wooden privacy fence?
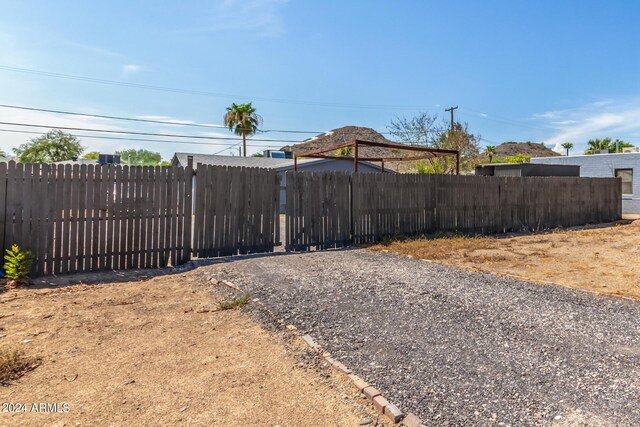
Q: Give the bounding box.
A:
[0,161,192,277]
[0,162,622,276]
[287,172,622,249]
[352,174,621,243]
[285,171,351,251]
[192,164,281,257]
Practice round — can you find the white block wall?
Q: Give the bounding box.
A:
[531,153,640,214]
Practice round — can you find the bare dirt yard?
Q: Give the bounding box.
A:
[371,220,640,300]
[0,269,386,427]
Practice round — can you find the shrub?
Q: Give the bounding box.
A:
[219,293,251,310]
[0,347,40,385]
[3,244,32,281]
[503,154,531,164]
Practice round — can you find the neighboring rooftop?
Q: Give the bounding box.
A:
[54,158,100,165]
[172,152,322,170]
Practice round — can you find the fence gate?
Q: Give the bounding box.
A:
[285,171,351,251]
[192,164,281,257]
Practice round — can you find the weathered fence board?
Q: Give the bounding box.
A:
[285,172,621,249]
[351,174,621,243]
[0,161,622,276]
[192,164,280,258]
[285,171,351,251]
[0,162,193,276]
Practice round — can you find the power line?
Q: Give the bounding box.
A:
[0,102,534,148]
[212,142,243,155]
[0,128,282,148]
[0,103,347,135]
[0,104,228,129]
[0,121,301,143]
[0,65,442,111]
[0,102,459,136]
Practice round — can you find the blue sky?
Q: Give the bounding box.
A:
[2,0,640,159]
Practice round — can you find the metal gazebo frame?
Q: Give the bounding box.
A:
[293,139,460,174]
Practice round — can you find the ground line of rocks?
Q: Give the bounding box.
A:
[216,277,426,426]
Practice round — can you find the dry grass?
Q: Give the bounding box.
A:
[0,347,39,385]
[0,272,386,426]
[371,220,640,300]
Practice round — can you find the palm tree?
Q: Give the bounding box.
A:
[585,137,612,154]
[561,142,573,156]
[224,102,262,157]
[485,145,496,163]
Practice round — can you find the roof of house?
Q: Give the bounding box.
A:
[172,153,307,169]
[54,159,100,165]
[172,152,384,172]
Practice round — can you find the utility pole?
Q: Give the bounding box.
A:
[445,106,458,133]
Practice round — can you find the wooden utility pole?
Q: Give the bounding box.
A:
[445,106,458,133]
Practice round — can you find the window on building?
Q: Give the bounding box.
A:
[615,169,633,195]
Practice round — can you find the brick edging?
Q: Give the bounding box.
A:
[217,277,426,426]
[301,333,421,425]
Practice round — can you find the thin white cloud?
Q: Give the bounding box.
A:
[532,99,640,153]
[197,0,289,38]
[122,64,142,75]
[65,41,122,58]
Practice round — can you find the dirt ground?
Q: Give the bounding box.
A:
[371,220,640,300]
[0,269,386,426]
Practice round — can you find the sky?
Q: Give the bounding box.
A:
[2,0,640,160]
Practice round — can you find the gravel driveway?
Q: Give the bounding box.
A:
[207,249,640,426]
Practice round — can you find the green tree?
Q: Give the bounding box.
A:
[561,142,573,156]
[0,150,6,158]
[584,137,634,154]
[13,130,84,163]
[224,102,262,157]
[83,151,100,160]
[115,149,163,166]
[610,139,634,153]
[585,138,612,154]
[387,112,442,146]
[430,122,481,174]
[503,154,531,164]
[387,113,480,174]
[485,145,496,163]
[251,152,265,157]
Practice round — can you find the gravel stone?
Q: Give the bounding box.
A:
[207,249,640,426]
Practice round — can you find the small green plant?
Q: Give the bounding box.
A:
[4,244,32,281]
[219,293,251,310]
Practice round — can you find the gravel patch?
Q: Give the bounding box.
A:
[205,249,640,426]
